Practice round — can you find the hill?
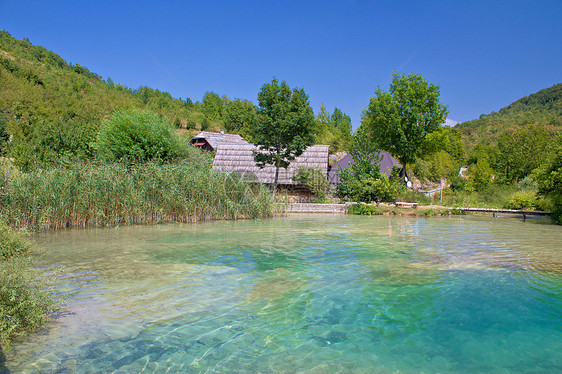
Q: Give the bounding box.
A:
[0,30,351,170]
[0,30,213,137]
[0,30,265,168]
[456,83,562,148]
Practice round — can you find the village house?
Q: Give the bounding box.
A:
[190,131,250,152]
[327,152,401,188]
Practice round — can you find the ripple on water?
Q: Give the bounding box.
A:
[3,215,562,373]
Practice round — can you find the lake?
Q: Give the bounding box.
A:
[2,215,561,373]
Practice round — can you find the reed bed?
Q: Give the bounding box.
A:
[0,160,275,229]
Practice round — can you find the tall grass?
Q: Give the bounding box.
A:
[0,160,275,229]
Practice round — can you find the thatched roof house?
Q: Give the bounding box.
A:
[190,131,250,152]
[213,144,330,185]
[328,152,401,187]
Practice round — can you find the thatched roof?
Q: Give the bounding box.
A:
[190,131,249,151]
[328,152,401,187]
[213,144,330,185]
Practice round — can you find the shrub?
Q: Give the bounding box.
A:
[348,204,383,215]
[200,118,210,131]
[94,109,186,162]
[293,167,329,199]
[469,159,493,192]
[505,191,539,210]
[0,224,33,260]
[0,224,58,347]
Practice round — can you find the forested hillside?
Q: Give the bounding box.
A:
[456,83,562,148]
[0,31,350,170]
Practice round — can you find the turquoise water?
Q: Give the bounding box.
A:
[2,215,561,373]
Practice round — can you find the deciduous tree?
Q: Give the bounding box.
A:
[253,78,315,191]
[362,73,448,178]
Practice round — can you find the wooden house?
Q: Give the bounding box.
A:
[212,144,330,186]
[190,131,250,152]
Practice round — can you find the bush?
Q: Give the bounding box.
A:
[505,191,539,210]
[293,167,329,199]
[348,204,383,215]
[94,109,186,162]
[0,224,33,260]
[469,159,493,191]
[0,224,58,347]
[337,173,400,203]
[200,118,210,131]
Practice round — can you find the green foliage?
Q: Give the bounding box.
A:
[202,91,224,121]
[224,98,257,139]
[415,150,456,182]
[422,126,466,162]
[533,137,562,223]
[0,224,33,261]
[504,191,541,210]
[414,126,466,182]
[0,31,206,166]
[253,78,316,188]
[0,114,9,154]
[347,204,384,215]
[173,117,182,129]
[200,118,210,131]
[362,73,448,176]
[338,174,399,203]
[0,223,58,347]
[457,83,562,148]
[395,187,432,205]
[293,167,329,199]
[441,183,518,209]
[495,124,554,183]
[10,119,98,171]
[94,109,186,162]
[469,159,493,192]
[0,159,274,229]
[336,129,389,202]
[314,105,353,153]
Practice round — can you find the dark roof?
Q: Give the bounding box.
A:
[190,131,249,151]
[328,152,401,186]
[213,144,330,185]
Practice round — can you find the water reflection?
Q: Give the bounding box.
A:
[4,215,562,373]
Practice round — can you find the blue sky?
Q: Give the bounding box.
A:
[1,0,561,129]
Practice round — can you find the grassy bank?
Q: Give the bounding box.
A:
[0,224,58,348]
[0,159,275,230]
[348,203,466,217]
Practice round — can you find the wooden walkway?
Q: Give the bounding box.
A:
[458,207,552,220]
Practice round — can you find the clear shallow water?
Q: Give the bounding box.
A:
[2,215,562,373]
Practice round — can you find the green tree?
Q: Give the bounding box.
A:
[469,158,493,192]
[224,98,257,139]
[202,91,224,121]
[495,124,553,183]
[362,73,448,178]
[253,78,316,191]
[533,136,562,223]
[335,129,392,202]
[94,109,185,162]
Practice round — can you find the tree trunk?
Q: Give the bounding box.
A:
[400,160,407,181]
[273,159,280,196]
